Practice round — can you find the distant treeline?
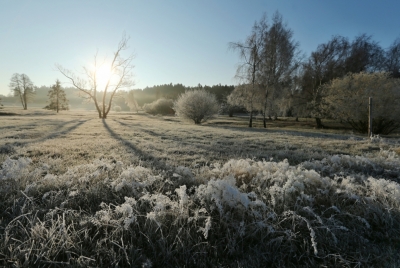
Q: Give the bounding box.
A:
[0,83,234,111]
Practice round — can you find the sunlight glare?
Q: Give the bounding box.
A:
[95,64,114,90]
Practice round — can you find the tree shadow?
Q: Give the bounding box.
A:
[204,124,359,141]
[113,119,160,136]
[8,119,90,147]
[102,119,170,170]
[110,118,363,166]
[111,119,257,162]
[45,119,90,140]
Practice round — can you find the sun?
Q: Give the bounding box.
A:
[95,64,114,90]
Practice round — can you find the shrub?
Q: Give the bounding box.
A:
[174,89,220,124]
[113,105,121,112]
[143,98,174,115]
[322,72,400,134]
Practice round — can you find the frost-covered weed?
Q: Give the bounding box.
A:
[111,165,159,193]
[175,185,188,211]
[0,157,31,181]
[89,197,138,230]
[302,149,400,178]
[1,155,400,267]
[370,134,382,143]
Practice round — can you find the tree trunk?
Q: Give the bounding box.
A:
[315,117,323,128]
[23,92,27,110]
[263,113,267,128]
[228,110,234,117]
[295,116,298,122]
[249,111,253,127]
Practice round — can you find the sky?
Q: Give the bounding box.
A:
[1,0,399,96]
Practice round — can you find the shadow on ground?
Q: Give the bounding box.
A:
[102,119,170,170]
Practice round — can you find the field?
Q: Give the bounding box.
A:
[1,107,400,267]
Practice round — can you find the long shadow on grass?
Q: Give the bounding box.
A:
[102,119,170,170]
[10,119,90,147]
[111,118,353,165]
[204,124,360,141]
[114,119,162,137]
[112,119,257,163]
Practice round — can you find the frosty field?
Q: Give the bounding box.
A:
[1,108,400,267]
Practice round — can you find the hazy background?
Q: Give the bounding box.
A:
[1,0,399,96]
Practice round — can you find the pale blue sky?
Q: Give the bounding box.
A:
[1,0,399,96]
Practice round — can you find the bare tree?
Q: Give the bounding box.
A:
[301,34,384,128]
[301,36,349,128]
[230,12,300,127]
[384,38,400,78]
[57,35,134,119]
[258,12,300,127]
[44,79,69,113]
[229,14,267,127]
[9,73,35,110]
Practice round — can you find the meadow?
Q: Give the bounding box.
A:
[1,107,400,267]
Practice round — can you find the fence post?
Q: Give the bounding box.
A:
[368,97,372,137]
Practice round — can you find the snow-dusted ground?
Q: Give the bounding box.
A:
[1,108,400,267]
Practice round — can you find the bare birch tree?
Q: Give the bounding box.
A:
[258,12,300,127]
[229,12,299,127]
[9,73,35,110]
[229,14,267,127]
[56,35,134,119]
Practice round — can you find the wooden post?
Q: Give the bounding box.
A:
[368,97,372,137]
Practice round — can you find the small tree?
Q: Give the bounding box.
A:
[57,34,134,119]
[174,89,220,124]
[44,79,69,112]
[9,73,35,110]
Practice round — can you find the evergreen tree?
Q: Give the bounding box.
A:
[44,79,69,112]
